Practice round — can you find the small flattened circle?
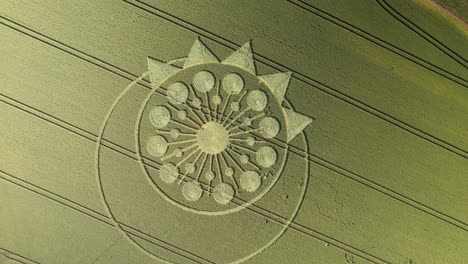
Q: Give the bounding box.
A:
[193,70,215,92]
[246,136,255,147]
[159,163,179,184]
[225,167,234,177]
[259,117,280,139]
[149,106,171,128]
[192,97,202,108]
[240,154,249,164]
[182,181,203,201]
[243,117,252,126]
[213,183,235,205]
[177,110,187,120]
[170,128,180,139]
[174,148,183,158]
[185,162,196,174]
[247,90,268,112]
[231,102,240,112]
[205,171,215,181]
[256,146,277,168]
[222,73,244,95]
[167,82,189,104]
[147,135,168,157]
[213,95,222,105]
[240,171,261,192]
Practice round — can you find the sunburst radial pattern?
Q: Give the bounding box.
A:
[138,38,312,213]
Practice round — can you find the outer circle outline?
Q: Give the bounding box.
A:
[95,65,311,264]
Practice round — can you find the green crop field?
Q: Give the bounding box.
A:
[1,1,467,263]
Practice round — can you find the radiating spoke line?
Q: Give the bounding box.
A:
[229,138,249,142]
[207,154,214,196]
[172,92,205,125]
[208,154,213,173]
[220,152,239,191]
[186,117,202,129]
[193,150,204,167]
[156,129,197,137]
[224,148,245,173]
[182,144,198,152]
[195,153,208,181]
[222,90,248,125]
[222,109,234,125]
[229,147,261,171]
[229,128,260,137]
[225,107,250,129]
[205,92,213,121]
[177,171,190,185]
[167,138,197,146]
[178,150,204,184]
[228,124,247,133]
[167,102,202,127]
[201,107,212,122]
[188,104,206,124]
[189,84,209,123]
[176,147,200,167]
[171,119,199,132]
[228,112,265,132]
[215,80,221,121]
[219,151,229,168]
[220,94,231,120]
[215,154,223,183]
[252,112,266,120]
[186,99,208,124]
[160,143,197,161]
[230,142,257,154]
[238,90,248,102]
[230,136,264,147]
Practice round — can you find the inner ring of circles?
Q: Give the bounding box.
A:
[137,64,289,215]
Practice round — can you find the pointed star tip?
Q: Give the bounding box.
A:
[184,37,219,68]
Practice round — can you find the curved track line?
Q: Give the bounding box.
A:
[288,0,467,84]
[378,0,467,68]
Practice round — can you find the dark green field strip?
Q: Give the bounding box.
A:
[128,0,468,156]
[292,0,467,80]
[0,11,466,229]
[1,14,467,230]
[378,0,467,68]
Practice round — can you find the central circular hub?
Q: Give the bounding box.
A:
[197,121,229,154]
